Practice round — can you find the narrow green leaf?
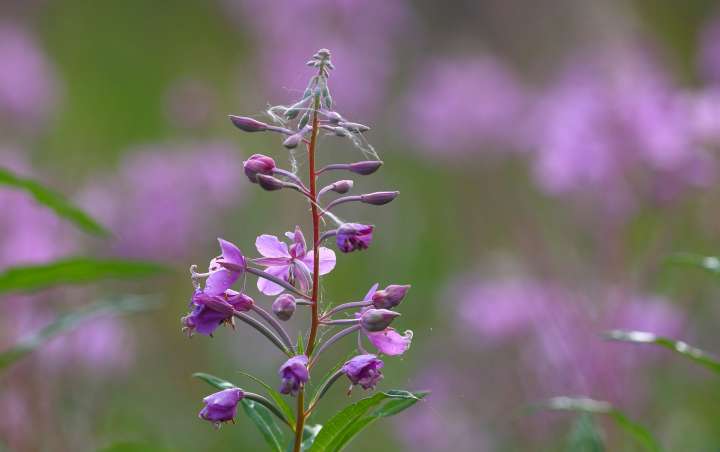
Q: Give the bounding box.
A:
[309,391,426,452]
[192,372,235,390]
[286,425,322,452]
[605,330,720,374]
[539,397,661,452]
[238,371,295,425]
[0,166,109,236]
[241,399,285,452]
[329,416,374,451]
[296,331,305,355]
[0,258,168,294]
[0,296,156,371]
[566,414,605,452]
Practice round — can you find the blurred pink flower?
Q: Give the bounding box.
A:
[223,0,412,117]
[0,23,58,129]
[402,55,528,157]
[78,141,246,260]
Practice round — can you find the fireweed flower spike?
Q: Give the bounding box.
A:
[185,50,421,450]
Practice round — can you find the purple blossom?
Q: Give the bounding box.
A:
[342,354,384,390]
[206,239,246,296]
[371,284,411,309]
[358,283,413,356]
[402,54,528,158]
[182,289,253,336]
[243,154,276,183]
[0,23,58,129]
[198,388,245,427]
[77,142,246,260]
[278,355,309,396]
[336,223,374,253]
[254,226,336,295]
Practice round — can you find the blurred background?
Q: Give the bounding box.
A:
[3,0,720,450]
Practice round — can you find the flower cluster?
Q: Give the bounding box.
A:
[183,50,414,445]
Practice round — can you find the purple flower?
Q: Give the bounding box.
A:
[336,223,374,253]
[358,284,413,356]
[272,294,296,321]
[278,355,309,396]
[342,354,384,391]
[205,239,246,296]
[182,289,253,336]
[243,153,276,183]
[254,226,336,295]
[198,388,244,427]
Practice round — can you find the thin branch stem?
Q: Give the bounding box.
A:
[233,312,291,356]
[309,325,361,368]
[274,168,308,191]
[305,369,344,416]
[250,304,294,352]
[244,392,293,428]
[320,301,371,320]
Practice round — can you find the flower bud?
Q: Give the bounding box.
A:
[198,388,244,428]
[243,154,276,183]
[348,160,383,175]
[360,309,400,332]
[325,111,343,124]
[372,284,411,309]
[342,354,384,391]
[361,191,398,205]
[256,174,285,191]
[336,223,374,253]
[338,121,370,133]
[229,115,269,132]
[278,355,309,396]
[331,180,354,194]
[272,294,296,321]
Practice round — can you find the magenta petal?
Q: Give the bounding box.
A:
[218,238,244,266]
[255,234,290,258]
[293,260,312,293]
[257,265,290,296]
[366,328,413,356]
[302,247,336,275]
[254,257,292,266]
[363,283,380,302]
[205,268,239,297]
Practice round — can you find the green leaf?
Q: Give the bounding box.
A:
[0,296,156,371]
[540,397,661,452]
[372,390,430,417]
[0,258,169,294]
[0,166,109,236]
[296,331,305,355]
[286,424,322,452]
[238,371,295,425]
[566,414,605,452]
[241,399,285,452]
[192,372,235,390]
[604,330,720,374]
[309,390,427,452]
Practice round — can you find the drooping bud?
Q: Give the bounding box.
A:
[348,160,383,175]
[360,309,400,332]
[283,125,312,149]
[331,180,354,194]
[338,121,370,133]
[361,191,398,205]
[342,354,384,391]
[256,174,285,191]
[278,355,309,396]
[243,154,276,183]
[325,111,343,124]
[229,115,269,132]
[198,388,245,428]
[371,284,411,309]
[272,294,296,321]
[336,223,374,253]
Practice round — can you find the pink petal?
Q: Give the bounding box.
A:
[293,260,312,293]
[218,238,244,265]
[205,269,239,297]
[254,257,291,266]
[302,247,336,275]
[257,265,290,296]
[363,283,380,301]
[255,234,289,258]
[366,328,413,356]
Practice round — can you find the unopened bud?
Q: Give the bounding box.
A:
[331,180,354,194]
[361,191,399,206]
[272,294,297,321]
[360,309,400,332]
[372,285,411,309]
[256,174,285,191]
[243,154,276,183]
[349,160,383,175]
[338,121,370,133]
[229,115,268,132]
[283,125,312,149]
[325,111,343,124]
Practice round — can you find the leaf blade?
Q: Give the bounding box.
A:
[237,371,295,425]
[0,258,169,294]
[0,166,109,236]
[241,399,285,452]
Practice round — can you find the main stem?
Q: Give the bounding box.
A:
[293,88,322,452]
